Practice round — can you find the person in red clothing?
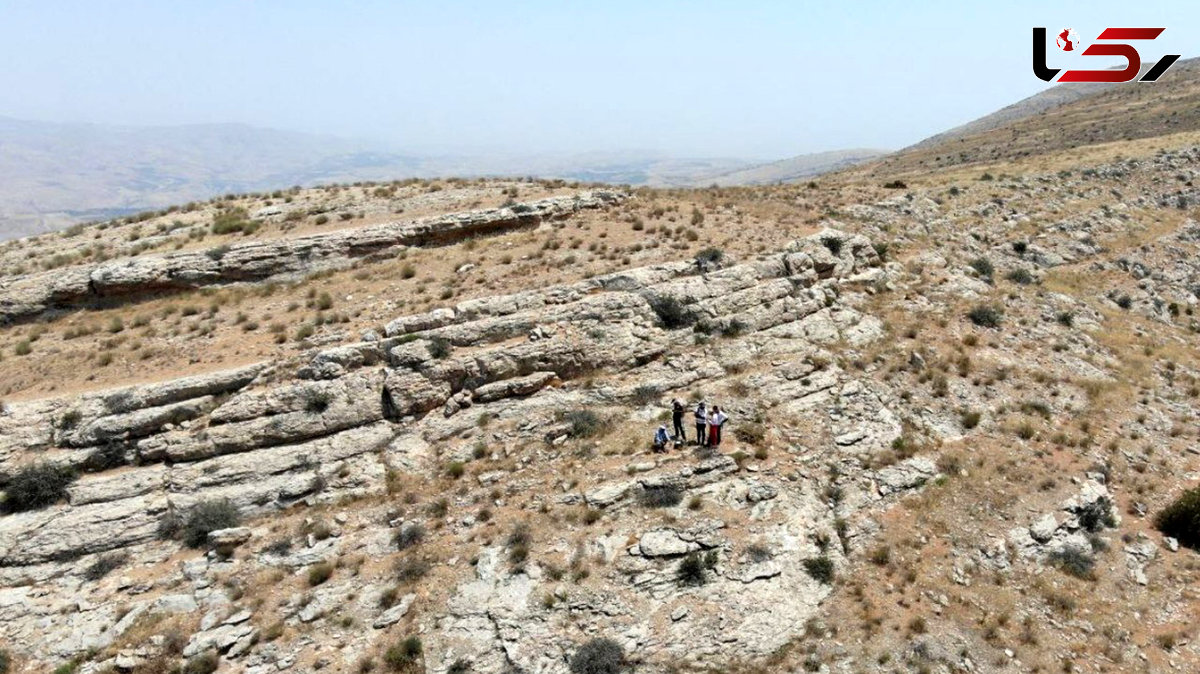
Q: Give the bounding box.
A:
[708,405,728,447]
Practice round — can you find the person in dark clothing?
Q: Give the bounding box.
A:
[671,398,687,442]
[694,401,708,446]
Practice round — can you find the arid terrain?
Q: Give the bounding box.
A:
[1,64,1199,674]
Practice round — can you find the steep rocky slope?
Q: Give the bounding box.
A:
[0,135,1199,674]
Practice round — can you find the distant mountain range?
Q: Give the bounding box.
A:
[0,117,885,239]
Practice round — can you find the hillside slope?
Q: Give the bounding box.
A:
[863,56,1200,177]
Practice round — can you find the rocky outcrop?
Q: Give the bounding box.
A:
[0,191,626,324]
[0,228,899,671]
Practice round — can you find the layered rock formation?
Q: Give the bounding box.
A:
[0,191,625,324]
[0,227,938,672]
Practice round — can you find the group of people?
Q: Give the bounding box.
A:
[654,399,728,452]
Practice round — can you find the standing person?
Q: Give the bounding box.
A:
[693,401,708,446]
[671,398,687,443]
[709,405,728,447]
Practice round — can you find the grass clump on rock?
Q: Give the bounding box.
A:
[2,462,77,513]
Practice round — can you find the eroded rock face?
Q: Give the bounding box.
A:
[0,228,914,671]
[0,191,626,324]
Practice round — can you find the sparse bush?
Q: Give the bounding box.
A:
[746,543,773,563]
[1056,311,1074,327]
[695,247,724,265]
[1005,268,1035,285]
[3,462,76,512]
[821,236,843,255]
[383,636,423,672]
[734,422,765,444]
[13,340,31,356]
[394,557,431,585]
[647,295,692,329]
[569,638,625,674]
[427,336,451,359]
[967,304,1002,328]
[180,499,240,548]
[83,552,129,581]
[394,523,425,550]
[304,389,332,414]
[308,562,334,586]
[638,484,682,508]
[445,461,465,479]
[882,180,907,189]
[969,256,994,279]
[960,409,981,429]
[0,649,9,674]
[562,409,603,438]
[1115,294,1133,310]
[1155,487,1200,550]
[676,552,707,587]
[1078,497,1115,532]
[1048,547,1095,580]
[183,652,219,674]
[803,556,834,584]
[1012,241,1028,255]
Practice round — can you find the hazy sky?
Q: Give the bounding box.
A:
[0,1,1194,159]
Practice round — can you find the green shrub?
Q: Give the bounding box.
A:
[427,336,451,359]
[1005,268,1035,285]
[676,552,707,587]
[967,304,1002,328]
[569,638,625,674]
[561,409,603,438]
[695,247,724,265]
[647,295,692,329]
[180,499,240,548]
[803,556,834,584]
[1048,547,1095,580]
[960,410,982,429]
[969,257,994,279]
[820,236,843,255]
[638,484,682,508]
[3,462,76,512]
[13,340,31,356]
[1155,487,1200,550]
[445,461,465,479]
[183,652,219,674]
[307,562,334,586]
[734,422,765,444]
[0,648,10,674]
[1078,497,1115,532]
[83,551,129,581]
[394,523,425,550]
[304,389,332,414]
[384,636,423,671]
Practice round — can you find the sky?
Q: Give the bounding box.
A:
[0,1,1194,160]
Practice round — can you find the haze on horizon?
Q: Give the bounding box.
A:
[0,0,1194,160]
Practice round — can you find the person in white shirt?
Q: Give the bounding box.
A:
[708,406,728,447]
